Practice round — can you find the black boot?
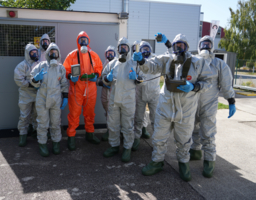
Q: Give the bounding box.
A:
[189,149,202,160]
[103,146,119,157]
[101,130,109,141]
[141,127,150,139]
[142,161,164,176]
[203,160,215,178]
[121,148,131,162]
[67,137,76,151]
[86,132,100,144]
[131,138,140,151]
[52,142,60,155]
[19,135,27,147]
[39,143,49,157]
[178,162,191,182]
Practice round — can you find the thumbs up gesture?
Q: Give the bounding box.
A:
[107,69,114,82]
[129,67,138,80]
[34,68,47,82]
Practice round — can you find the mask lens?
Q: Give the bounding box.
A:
[29,49,38,61]
[118,44,129,54]
[42,39,50,45]
[132,45,136,53]
[200,40,212,50]
[172,42,187,54]
[79,37,89,46]
[106,50,115,57]
[49,49,59,59]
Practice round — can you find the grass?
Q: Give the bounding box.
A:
[218,103,229,109]
[237,72,256,76]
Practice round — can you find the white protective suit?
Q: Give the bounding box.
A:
[132,40,150,128]
[138,34,213,163]
[102,37,145,149]
[100,46,117,116]
[38,34,51,62]
[14,44,39,135]
[30,43,69,144]
[191,36,235,161]
[134,41,161,139]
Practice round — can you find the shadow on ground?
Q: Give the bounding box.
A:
[0,130,203,200]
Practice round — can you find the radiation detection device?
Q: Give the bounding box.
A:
[71,64,81,77]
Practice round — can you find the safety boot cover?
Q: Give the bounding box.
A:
[179,162,192,182]
[142,161,164,176]
[103,146,119,157]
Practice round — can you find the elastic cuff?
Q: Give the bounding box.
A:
[67,73,72,80]
[192,83,200,92]
[32,78,39,83]
[62,93,68,98]
[165,40,172,49]
[104,76,110,83]
[228,98,235,105]
[138,58,145,65]
[98,79,103,87]
[94,73,99,78]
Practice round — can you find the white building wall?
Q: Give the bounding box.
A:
[69,0,201,54]
[69,0,112,12]
[110,0,123,13]
[128,1,201,54]
[128,1,150,45]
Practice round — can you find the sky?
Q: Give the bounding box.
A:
[147,0,239,28]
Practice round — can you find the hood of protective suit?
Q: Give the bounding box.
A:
[76,31,92,53]
[104,45,117,60]
[198,35,214,54]
[25,43,38,65]
[45,43,61,64]
[172,33,190,52]
[139,41,153,59]
[39,34,51,51]
[117,37,131,61]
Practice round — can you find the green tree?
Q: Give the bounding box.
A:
[219,0,256,60]
[0,0,76,10]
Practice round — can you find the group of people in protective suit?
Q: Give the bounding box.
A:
[14,30,236,182]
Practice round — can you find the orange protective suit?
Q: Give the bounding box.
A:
[63,31,103,137]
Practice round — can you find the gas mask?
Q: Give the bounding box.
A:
[29,49,39,62]
[41,39,50,51]
[79,36,89,54]
[140,45,151,59]
[172,42,187,64]
[118,44,129,63]
[106,50,115,62]
[49,49,59,67]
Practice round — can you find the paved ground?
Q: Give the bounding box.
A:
[0,131,203,200]
[0,91,255,199]
[145,92,256,200]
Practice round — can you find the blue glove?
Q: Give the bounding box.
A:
[155,32,167,43]
[103,83,110,89]
[177,81,194,92]
[107,69,114,82]
[228,104,236,118]
[89,74,98,82]
[60,98,68,110]
[132,52,143,62]
[70,75,79,83]
[34,68,47,81]
[129,67,138,80]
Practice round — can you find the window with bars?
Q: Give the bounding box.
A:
[0,24,55,56]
